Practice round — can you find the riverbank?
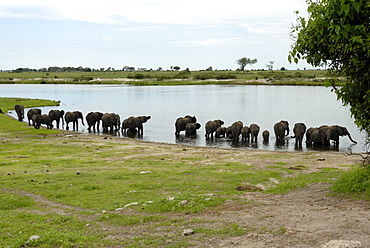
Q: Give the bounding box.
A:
[0,98,368,247]
[0,69,337,86]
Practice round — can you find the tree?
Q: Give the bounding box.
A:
[236,57,257,71]
[266,61,274,71]
[288,0,370,138]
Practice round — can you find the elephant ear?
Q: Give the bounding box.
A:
[339,126,348,136]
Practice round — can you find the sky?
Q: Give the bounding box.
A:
[0,0,315,71]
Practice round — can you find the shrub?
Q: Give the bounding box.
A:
[214,73,237,80]
[127,73,151,79]
[332,165,370,197]
[193,73,214,80]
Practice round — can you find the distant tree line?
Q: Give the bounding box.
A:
[10,65,184,73]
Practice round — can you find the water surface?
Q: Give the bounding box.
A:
[2,84,366,153]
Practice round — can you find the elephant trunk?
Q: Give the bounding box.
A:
[285,128,290,137]
[347,134,357,144]
[81,118,85,126]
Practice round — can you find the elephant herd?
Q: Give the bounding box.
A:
[14,105,357,148]
[14,105,151,135]
[174,115,357,148]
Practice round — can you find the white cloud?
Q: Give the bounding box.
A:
[119,26,167,31]
[0,0,307,25]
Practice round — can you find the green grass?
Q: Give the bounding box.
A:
[331,165,370,200]
[0,97,367,247]
[0,69,334,86]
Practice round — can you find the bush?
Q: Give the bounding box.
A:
[174,71,190,79]
[156,75,172,81]
[127,73,151,79]
[294,72,302,78]
[214,73,237,80]
[332,165,370,197]
[193,73,214,80]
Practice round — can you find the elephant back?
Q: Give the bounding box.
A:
[230,121,243,140]
[175,115,197,134]
[65,111,77,121]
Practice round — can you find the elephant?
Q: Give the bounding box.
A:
[48,110,65,129]
[175,115,197,135]
[15,104,24,122]
[86,112,103,132]
[274,120,289,140]
[292,122,307,147]
[262,130,270,142]
[185,123,201,136]
[65,111,85,131]
[205,119,224,139]
[126,116,151,135]
[225,126,233,139]
[215,127,227,138]
[27,108,42,126]
[102,113,121,132]
[121,117,132,133]
[249,123,260,143]
[306,127,318,144]
[241,126,250,141]
[230,121,243,140]
[318,125,357,146]
[32,114,53,129]
[306,127,321,145]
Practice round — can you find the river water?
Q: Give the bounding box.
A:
[1,84,367,153]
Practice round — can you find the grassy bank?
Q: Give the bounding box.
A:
[0,70,336,86]
[0,98,364,247]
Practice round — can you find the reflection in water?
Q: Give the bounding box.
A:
[1,84,367,153]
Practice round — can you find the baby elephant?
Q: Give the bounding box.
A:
[262,130,270,142]
[32,114,53,129]
[215,127,227,138]
[185,123,201,136]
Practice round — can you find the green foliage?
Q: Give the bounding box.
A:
[289,0,370,137]
[332,165,370,199]
[236,57,257,71]
[193,72,215,80]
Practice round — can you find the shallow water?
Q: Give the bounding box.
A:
[2,84,366,153]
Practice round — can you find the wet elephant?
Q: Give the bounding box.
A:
[185,123,201,136]
[241,126,250,142]
[15,104,24,122]
[175,115,197,135]
[27,108,42,126]
[65,111,85,131]
[262,130,270,142]
[48,110,65,129]
[292,122,307,147]
[306,127,321,145]
[126,116,151,135]
[319,125,357,146]
[102,113,120,132]
[205,119,224,139]
[86,112,103,132]
[249,123,260,143]
[215,127,227,138]
[274,120,289,140]
[230,121,243,140]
